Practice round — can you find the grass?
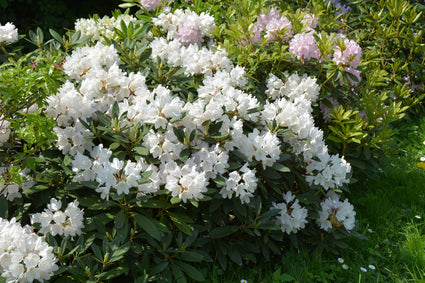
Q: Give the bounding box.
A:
[208,115,425,282]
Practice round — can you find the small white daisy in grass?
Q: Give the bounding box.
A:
[342,264,349,270]
[368,265,376,270]
[360,267,367,272]
[420,157,425,162]
[240,280,248,283]
[367,228,373,233]
[338,257,344,263]
[423,141,425,145]
[415,215,422,219]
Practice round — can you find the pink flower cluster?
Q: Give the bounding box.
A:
[288,32,320,61]
[243,7,363,86]
[177,21,203,46]
[289,33,361,68]
[288,32,362,85]
[245,8,292,44]
[333,36,362,68]
[140,0,162,11]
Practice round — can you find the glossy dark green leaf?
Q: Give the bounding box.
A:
[209,226,239,239]
[132,213,161,241]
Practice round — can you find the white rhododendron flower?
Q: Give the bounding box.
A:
[62,42,120,80]
[0,22,18,44]
[31,198,85,237]
[0,217,58,282]
[317,193,356,231]
[219,163,257,204]
[75,14,137,42]
[273,192,308,234]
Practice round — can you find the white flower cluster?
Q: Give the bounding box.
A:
[0,22,18,44]
[0,118,10,147]
[46,38,266,204]
[0,167,34,201]
[31,198,84,237]
[75,14,137,42]
[263,73,351,190]
[305,151,351,190]
[150,38,233,76]
[0,217,58,283]
[272,191,308,234]
[317,193,356,231]
[220,163,257,204]
[72,145,152,199]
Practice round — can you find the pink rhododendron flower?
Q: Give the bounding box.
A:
[177,21,203,45]
[242,8,292,45]
[289,32,321,60]
[333,37,362,68]
[140,0,161,11]
[301,13,318,30]
[265,15,292,41]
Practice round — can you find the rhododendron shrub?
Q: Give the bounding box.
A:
[1,0,423,281]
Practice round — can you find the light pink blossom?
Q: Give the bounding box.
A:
[177,21,203,46]
[289,32,321,61]
[140,0,161,11]
[333,38,362,68]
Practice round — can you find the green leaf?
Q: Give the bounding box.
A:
[76,234,95,254]
[114,210,127,229]
[227,161,242,170]
[133,146,149,156]
[172,264,187,283]
[176,261,205,281]
[109,242,131,263]
[91,243,103,261]
[272,163,290,173]
[23,184,49,194]
[212,175,226,186]
[119,2,137,8]
[246,106,264,114]
[97,266,128,281]
[132,213,161,241]
[229,246,242,265]
[169,213,194,235]
[49,29,64,44]
[150,262,169,275]
[180,148,191,161]
[260,168,281,180]
[173,126,185,143]
[170,196,182,204]
[209,226,239,239]
[0,198,8,218]
[176,250,204,262]
[85,213,115,231]
[112,101,120,119]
